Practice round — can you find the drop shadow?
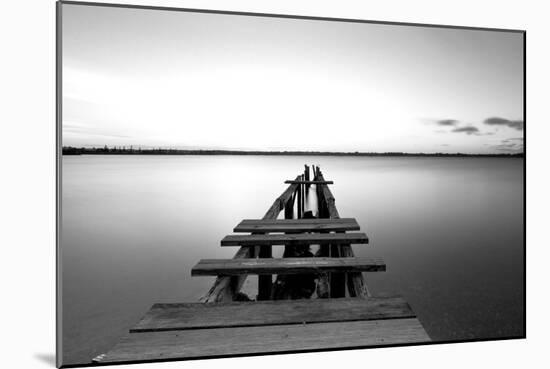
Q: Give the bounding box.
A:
[34,353,56,366]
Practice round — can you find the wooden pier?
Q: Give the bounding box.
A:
[93,166,430,364]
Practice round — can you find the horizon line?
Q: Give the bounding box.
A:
[62,146,524,157]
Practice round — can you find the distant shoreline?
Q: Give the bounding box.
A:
[62,147,523,158]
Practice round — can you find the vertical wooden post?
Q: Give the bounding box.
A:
[303,174,306,209]
[304,165,310,208]
[301,174,306,213]
[329,241,346,298]
[257,248,272,300]
[296,175,304,219]
[283,191,296,268]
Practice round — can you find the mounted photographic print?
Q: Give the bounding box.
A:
[57,1,525,366]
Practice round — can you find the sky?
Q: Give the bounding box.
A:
[62,4,524,154]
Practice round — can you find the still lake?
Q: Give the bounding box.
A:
[61,155,524,364]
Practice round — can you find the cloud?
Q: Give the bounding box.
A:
[484,117,524,131]
[491,138,524,153]
[436,119,459,126]
[503,137,524,142]
[452,126,480,135]
[493,144,523,152]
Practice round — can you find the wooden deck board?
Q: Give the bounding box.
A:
[234,218,360,233]
[284,180,334,185]
[192,257,385,276]
[131,297,415,332]
[94,318,430,363]
[221,232,368,246]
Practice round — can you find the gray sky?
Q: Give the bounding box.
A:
[62,4,524,153]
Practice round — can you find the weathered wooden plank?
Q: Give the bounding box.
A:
[239,218,356,225]
[313,169,330,298]
[131,297,415,332]
[94,318,430,363]
[285,180,334,185]
[221,232,369,246]
[192,257,385,276]
[316,171,339,219]
[200,175,301,303]
[234,218,360,233]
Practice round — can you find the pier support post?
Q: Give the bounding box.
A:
[301,177,305,214]
[297,175,303,219]
[257,252,272,300]
[329,243,346,298]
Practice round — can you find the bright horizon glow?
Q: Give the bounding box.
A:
[62,4,524,154]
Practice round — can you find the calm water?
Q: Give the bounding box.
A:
[61,156,524,364]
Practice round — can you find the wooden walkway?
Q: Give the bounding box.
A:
[93,165,430,364]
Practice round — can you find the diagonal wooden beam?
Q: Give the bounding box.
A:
[199,175,301,303]
[316,170,371,297]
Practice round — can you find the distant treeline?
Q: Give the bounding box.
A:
[62,146,524,157]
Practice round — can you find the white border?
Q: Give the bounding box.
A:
[2,1,547,368]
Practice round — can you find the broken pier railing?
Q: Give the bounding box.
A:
[199,165,373,301]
